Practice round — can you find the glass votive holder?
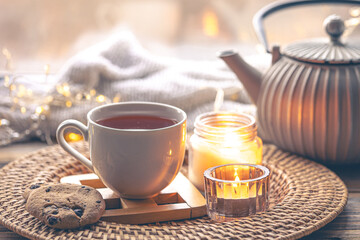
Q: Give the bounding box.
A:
[204,163,270,222]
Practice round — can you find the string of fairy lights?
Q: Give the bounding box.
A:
[1,7,359,146]
[0,48,121,146]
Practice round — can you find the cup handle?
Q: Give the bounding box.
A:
[56,119,93,171]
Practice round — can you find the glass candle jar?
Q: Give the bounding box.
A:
[189,112,262,191]
[204,163,270,222]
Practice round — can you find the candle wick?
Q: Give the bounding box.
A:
[213,88,224,112]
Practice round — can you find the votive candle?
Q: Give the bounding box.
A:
[204,163,270,222]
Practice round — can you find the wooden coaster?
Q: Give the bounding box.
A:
[60,172,206,224]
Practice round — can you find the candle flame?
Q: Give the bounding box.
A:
[233,168,240,188]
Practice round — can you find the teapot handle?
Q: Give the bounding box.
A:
[254,0,360,53]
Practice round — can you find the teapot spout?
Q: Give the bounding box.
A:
[219,50,262,104]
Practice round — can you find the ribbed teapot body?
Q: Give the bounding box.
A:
[257,56,360,164]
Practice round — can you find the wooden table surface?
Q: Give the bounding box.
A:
[0,142,359,240]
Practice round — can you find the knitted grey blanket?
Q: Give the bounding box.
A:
[0,32,265,146]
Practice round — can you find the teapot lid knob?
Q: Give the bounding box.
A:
[324,15,345,42]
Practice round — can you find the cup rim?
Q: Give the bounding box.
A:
[204,163,270,183]
[87,101,187,132]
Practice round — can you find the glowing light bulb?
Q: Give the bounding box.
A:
[350,7,360,17]
[4,76,10,87]
[56,85,63,94]
[65,132,83,142]
[113,94,121,103]
[62,84,70,97]
[96,95,106,103]
[90,89,96,96]
[36,106,44,114]
[63,84,69,92]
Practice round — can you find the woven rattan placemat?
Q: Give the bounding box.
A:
[0,143,347,240]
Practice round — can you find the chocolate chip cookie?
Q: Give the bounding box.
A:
[24,183,105,229]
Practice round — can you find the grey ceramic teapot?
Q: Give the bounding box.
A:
[219,0,360,164]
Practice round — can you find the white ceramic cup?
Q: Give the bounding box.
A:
[56,102,187,199]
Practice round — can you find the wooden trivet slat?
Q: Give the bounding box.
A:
[60,172,206,224]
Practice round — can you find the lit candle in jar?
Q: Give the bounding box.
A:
[204,164,269,222]
[189,112,262,191]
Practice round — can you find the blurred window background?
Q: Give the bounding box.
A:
[0,0,360,73]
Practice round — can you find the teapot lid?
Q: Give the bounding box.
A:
[283,15,360,64]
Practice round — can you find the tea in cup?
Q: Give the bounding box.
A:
[56,102,187,199]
